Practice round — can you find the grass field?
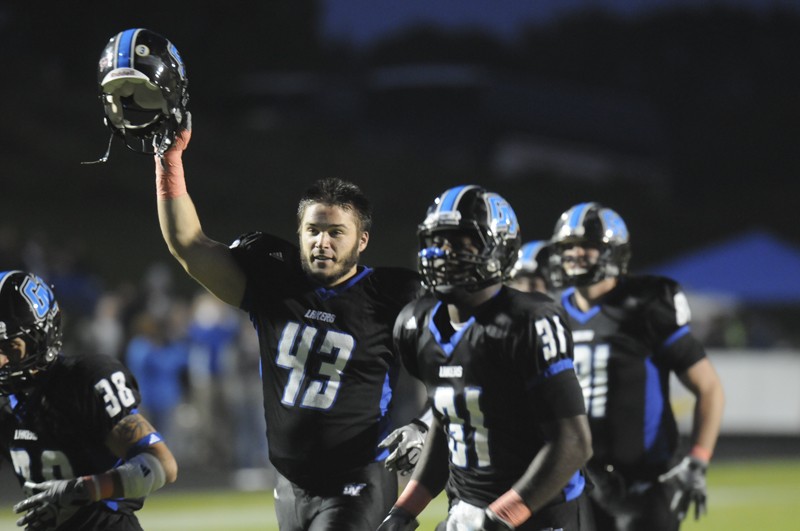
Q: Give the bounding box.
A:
[2,459,798,529]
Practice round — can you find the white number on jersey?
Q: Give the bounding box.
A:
[95,371,136,418]
[573,343,610,418]
[433,386,490,468]
[673,291,692,326]
[535,315,569,361]
[276,322,354,410]
[11,448,73,482]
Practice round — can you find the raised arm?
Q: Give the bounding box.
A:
[155,129,246,307]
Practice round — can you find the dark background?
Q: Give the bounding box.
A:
[2,0,799,295]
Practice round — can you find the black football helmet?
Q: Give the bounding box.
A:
[418,185,521,297]
[0,271,63,395]
[510,240,562,291]
[551,202,631,286]
[90,28,189,162]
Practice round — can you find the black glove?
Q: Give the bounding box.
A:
[14,478,93,530]
[378,419,428,475]
[377,506,419,531]
[658,456,708,521]
[481,508,514,531]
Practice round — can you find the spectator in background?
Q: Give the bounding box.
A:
[125,304,190,449]
[549,202,725,531]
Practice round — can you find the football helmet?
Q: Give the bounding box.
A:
[90,28,189,161]
[551,202,631,286]
[0,271,63,395]
[509,240,561,291]
[418,185,521,296]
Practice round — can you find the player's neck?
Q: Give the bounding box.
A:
[574,277,617,311]
[446,283,501,322]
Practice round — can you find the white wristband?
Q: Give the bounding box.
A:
[115,452,166,498]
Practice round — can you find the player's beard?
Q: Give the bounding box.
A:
[301,241,361,287]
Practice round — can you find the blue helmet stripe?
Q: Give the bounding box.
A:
[521,241,544,262]
[438,185,471,214]
[116,29,138,69]
[567,202,593,231]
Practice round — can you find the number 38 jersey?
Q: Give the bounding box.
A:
[394,287,587,509]
[0,353,144,522]
[560,275,706,477]
[229,232,422,490]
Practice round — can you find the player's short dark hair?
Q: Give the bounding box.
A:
[297,178,373,233]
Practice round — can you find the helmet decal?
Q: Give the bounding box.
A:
[21,275,57,321]
[486,193,519,238]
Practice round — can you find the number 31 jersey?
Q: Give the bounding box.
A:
[560,275,706,477]
[394,287,587,508]
[230,232,422,490]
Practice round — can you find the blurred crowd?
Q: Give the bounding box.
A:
[0,225,270,476]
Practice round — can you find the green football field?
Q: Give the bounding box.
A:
[2,459,798,529]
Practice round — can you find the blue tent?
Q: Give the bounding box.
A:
[646,230,800,304]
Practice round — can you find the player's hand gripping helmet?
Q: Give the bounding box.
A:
[551,202,631,286]
[509,240,562,292]
[88,28,189,162]
[418,185,521,298]
[0,271,63,396]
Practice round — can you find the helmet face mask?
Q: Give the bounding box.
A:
[0,271,62,396]
[418,185,521,299]
[93,28,189,160]
[551,202,631,287]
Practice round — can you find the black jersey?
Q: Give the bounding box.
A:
[229,232,422,490]
[560,275,706,478]
[394,287,587,508]
[0,353,144,530]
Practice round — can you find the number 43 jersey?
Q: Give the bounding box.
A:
[230,232,422,490]
[0,354,144,520]
[560,275,707,477]
[394,287,587,509]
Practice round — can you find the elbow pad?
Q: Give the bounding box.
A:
[116,452,167,498]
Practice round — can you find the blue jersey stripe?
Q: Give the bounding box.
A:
[643,357,664,451]
[563,469,586,501]
[662,325,690,349]
[428,301,475,356]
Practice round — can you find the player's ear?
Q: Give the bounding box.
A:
[359,231,369,252]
